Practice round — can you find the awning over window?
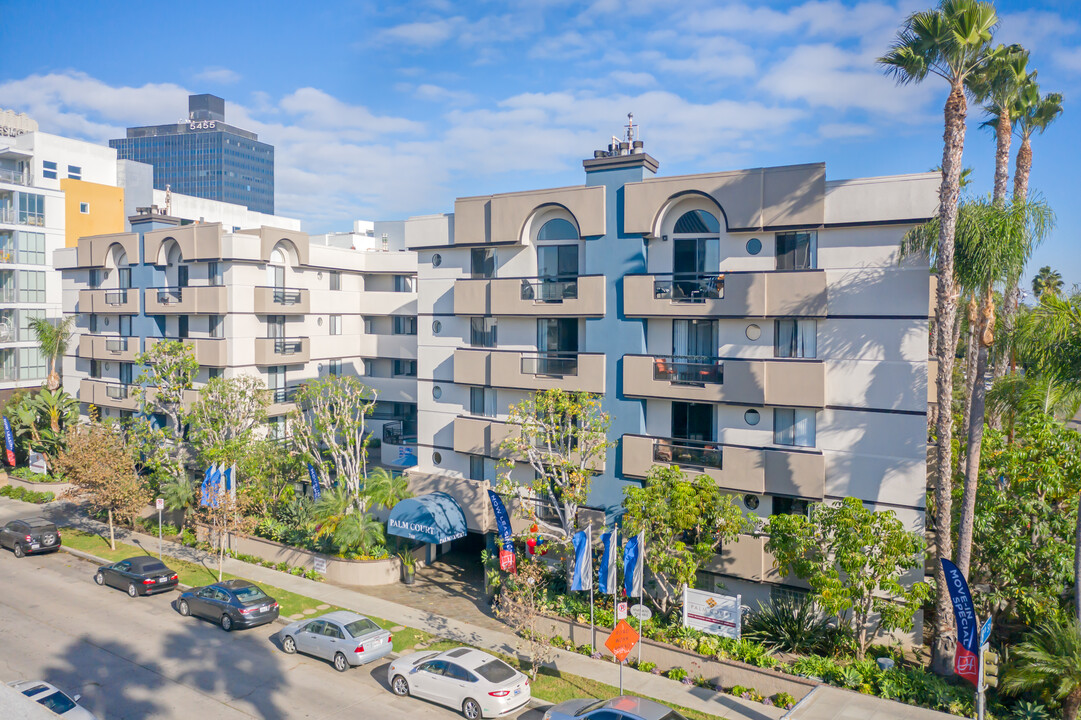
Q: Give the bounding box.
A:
[386,492,468,545]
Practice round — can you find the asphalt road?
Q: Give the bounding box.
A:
[0,542,545,720]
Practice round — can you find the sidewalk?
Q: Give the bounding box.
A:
[11,499,783,720]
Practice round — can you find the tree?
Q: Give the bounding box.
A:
[879,0,1000,667]
[189,374,270,466]
[289,375,378,497]
[313,484,386,557]
[55,420,150,550]
[133,340,199,478]
[9,389,78,461]
[621,465,747,617]
[28,316,74,392]
[1033,266,1065,299]
[192,477,254,581]
[495,558,555,682]
[235,439,302,518]
[766,497,932,659]
[1003,617,1081,720]
[364,467,412,511]
[969,44,1030,203]
[496,389,613,580]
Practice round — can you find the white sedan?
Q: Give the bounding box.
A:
[7,680,99,719]
[388,647,531,719]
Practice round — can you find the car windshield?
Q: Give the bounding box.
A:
[140,562,168,573]
[345,618,378,637]
[575,700,608,716]
[233,585,268,602]
[37,691,77,713]
[474,659,516,683]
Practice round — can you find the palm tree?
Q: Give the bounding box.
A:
[988,374,1081,426]
[364,467,412,511]
[879,0,1000,670]
[1002,616,1081,720]
[28,316,74,392]
[1033,266,1064,299]
[969,44,1030,203]
[313,484,384,555]
[1014,87,1064,202]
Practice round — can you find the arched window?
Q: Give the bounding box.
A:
[671,209,720,301]
[674,209,720,234]
[537,218,579,241]
[268,245,287,288]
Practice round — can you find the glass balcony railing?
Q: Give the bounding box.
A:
[271,337,305,355]
[652,273,724,302]
[104,289,130,305]
[0,168,31,186]
[653,437,722,469]
[520,277,579,303]
[104,338,130,353]
[521,352,579,377]
[652,355,723,384]
[156,287,185,304]
[104,383,131,400]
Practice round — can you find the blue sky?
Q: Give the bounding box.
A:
[2,0,1079,292]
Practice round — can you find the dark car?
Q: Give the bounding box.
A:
[0,517,61,557]
[177,579,280,631]
[93,556,178,597]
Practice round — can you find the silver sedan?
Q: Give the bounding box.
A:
[277,610,393,672]
[543,696,689,720]
[7,680,99,719]
[387,647,531,719]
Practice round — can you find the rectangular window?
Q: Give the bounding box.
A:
[469,455,486,482]
[329,271,341,291]
[537,244,579,279]
[16,232,45,265]
[362,358,375,376]
[362,317,373,334]
[671,401,714,442]
[393,274,416,292]
[470,317,497,348]
[537,317,577,353]
[88,314,98,334]
[392,316,417,335]
[17,270,45,302]
[775,231,817,270]
[471,248,495,279]
[774,319,817,358]
[267,315,285,338]
[177,315,189,339]
[392,359,417,377]
[79,202,90,214]
[208,261,223,286]
[773,408,817,447]
[18,193,45,226]
[328,359,342,376]
[41,161,57,180]
[18,347,46,380]
[119,362,133,386]
[89,359,101,379]
[210,315,224,338]
[89,269,102,289]
[329,315,342,335]
[18,310,44,342]
[772,496,812,517]
[67,165,82,180]
[470,387,496,417]
[119,316,132,338]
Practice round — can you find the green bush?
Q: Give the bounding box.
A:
[666,667,689,681]
[637,661,656,673]
[10,467,65,483]
[180,528,198,547]
[743,596,839,654]
[773,692,796,710]
[0,485,54,504]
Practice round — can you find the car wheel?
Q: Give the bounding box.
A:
[462,698,481,720]
[333,652,349,673]
[13,544,25,558]
[94,572,105,586]
[220,614,233,632]
[127,583,138,598]
[282,636,296,654]
[178,600,190,616]
[391,675,410,696]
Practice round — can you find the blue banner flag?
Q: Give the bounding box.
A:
[487,490,514,551]
[624,530,644,598]
[598,529,619,595]
[570,524,593,592]
[307,463,322,500]
[2,416,15,466]
[199,465,214,507]
[941,558,979,686]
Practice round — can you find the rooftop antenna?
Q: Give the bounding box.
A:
[625,112,637,143]
[165,184,172,216]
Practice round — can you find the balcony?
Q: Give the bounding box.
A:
[623,270,827,318]
[78,335,140,363]
[621,433,825,498]
[453,276,605,317]
[706,535,779,583]
[452,348,605,393]
[144,286,227,314]
[623,355,825,407]
[80,379,140,412]
[453,415,604,470]
[0,168,31,186]
[254,337,309,365]
[145,337,228,367]
[78,288,139,314]
[253,286,310,314]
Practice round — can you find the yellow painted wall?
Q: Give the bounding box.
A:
[60,179,125,248]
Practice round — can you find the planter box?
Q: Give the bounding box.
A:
[533,612,818,702]
[0,472,74,498]
[194,524,401,586]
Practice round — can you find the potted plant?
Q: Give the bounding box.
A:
[399,551,416,585]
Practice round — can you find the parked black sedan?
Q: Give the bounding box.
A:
[94,556,178,597]
[177,579,280,631]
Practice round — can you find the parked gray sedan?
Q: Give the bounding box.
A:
[278,611,392,672]
[543,696,688,720]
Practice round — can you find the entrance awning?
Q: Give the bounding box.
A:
[386,492,468,545]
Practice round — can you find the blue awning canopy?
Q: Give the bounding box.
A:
[386,492,468,545]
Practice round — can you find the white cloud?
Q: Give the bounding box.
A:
[820,122,875,139]
[277,88,424,137]
[379,17,463,47]
[647,37,757,80]
[194,67,241,85]
[413,84,476,105]
[998,10,1079,49]
[529,30,594,59]
[1054,46,1081,73]
[608,71,657,88]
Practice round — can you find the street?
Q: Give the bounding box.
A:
[0,545,544,720]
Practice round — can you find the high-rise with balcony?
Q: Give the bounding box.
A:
[406,132,938,607]
[110,94,275,214]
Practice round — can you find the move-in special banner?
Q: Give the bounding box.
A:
[942,558,980,686]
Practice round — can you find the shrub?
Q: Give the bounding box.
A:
[792,655,840,681]
[666,667,689,682]
[743,596,837,654]
[576,644,593,656]
[693,675,712,688]
[180,528,198,547]
[773,692,796,710]
[1009,701,1051,720]
[0,485,54,504]
[638,661,656,673]
[697,635,720,656]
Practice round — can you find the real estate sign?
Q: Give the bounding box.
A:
[682,586,741,639]
[29,450,47,474]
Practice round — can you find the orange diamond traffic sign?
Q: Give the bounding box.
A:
[604,619,640,663]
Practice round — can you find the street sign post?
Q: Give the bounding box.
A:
[616,601,628,620]
[605,620,640,694]
[155,498,165,559]
[629,604,651,621]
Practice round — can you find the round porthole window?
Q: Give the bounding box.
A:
[432,452,442,465]
[317,317,324,326]
[432,320,442,334]
[744,409,761,426]
[746,237,762,255]
[432,253,442,267]
[743,494,760,511]
[432,386,442,400]
[746,324,761,341]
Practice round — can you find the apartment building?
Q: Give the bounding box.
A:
[405,136,937,605]
[56,213,419,466]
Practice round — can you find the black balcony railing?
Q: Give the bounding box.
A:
[156,287,184,304]
[105,338,129,353]
[271,386,298,404]
[104,289,129,305]
[271,337,305,355]
[653,437,722,469]
[520,277,579,303]
[521,352,579,377]
[652,273,724,302]
[653,355,723,384]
